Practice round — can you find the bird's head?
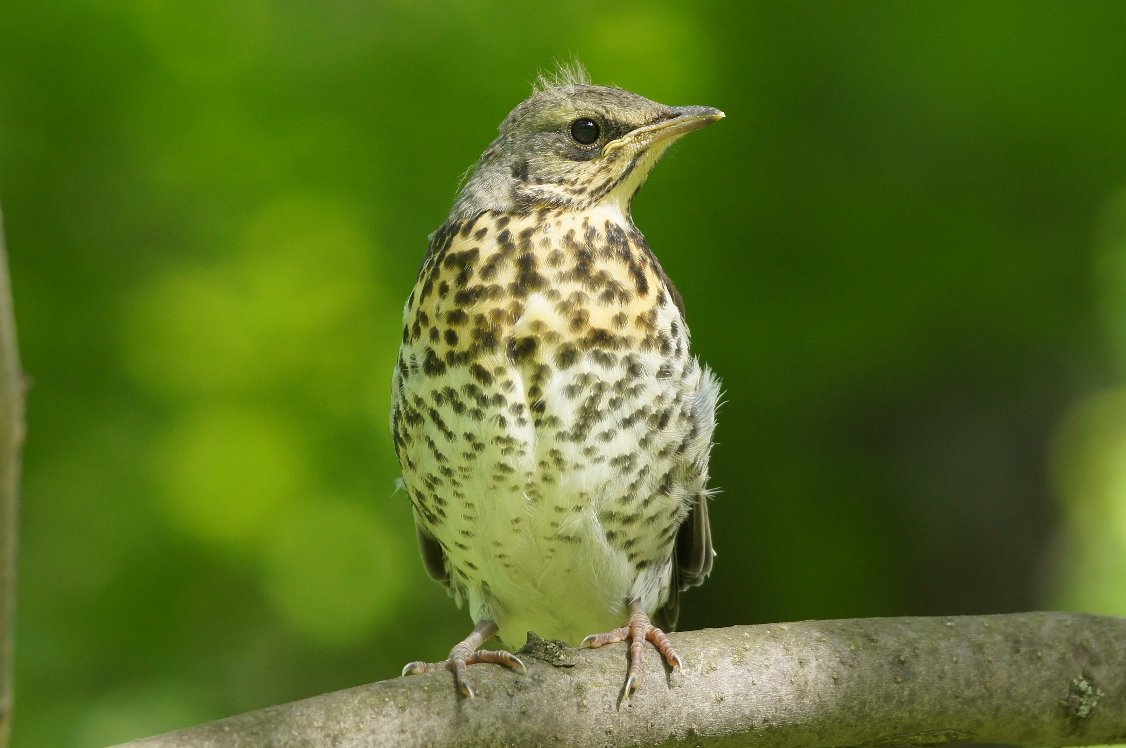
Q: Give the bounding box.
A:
[451,72,723,219]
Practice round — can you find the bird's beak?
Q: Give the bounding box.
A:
[628,105,725,144]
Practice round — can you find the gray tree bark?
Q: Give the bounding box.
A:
[0,205,27,748]
[118,612,1124,747]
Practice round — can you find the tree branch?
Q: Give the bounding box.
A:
[0,204,26,748]
[117,612,1124,747]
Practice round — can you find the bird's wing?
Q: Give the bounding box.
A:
[654,490,713,631]
[676,488,715,591]
[415,523,451,588]
[655,363,720,630]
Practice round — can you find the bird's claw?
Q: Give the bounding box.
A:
[582,606,683,697]
[580,625,629,650]
[401,649,525,698]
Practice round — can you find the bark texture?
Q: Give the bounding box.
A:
[118,612,1125,747]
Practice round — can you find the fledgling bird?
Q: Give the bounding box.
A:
[391,66,722,698]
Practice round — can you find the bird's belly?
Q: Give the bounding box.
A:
[406,343,695,644]
[454,346,689,639]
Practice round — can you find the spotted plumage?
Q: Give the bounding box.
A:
[392,66,722,697]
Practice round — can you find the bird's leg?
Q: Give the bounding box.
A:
[401,619,525,698]
[581,599,683,695]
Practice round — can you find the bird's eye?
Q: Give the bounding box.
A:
[569,117,601,145]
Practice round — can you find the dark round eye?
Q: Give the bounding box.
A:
[569,117,601,145]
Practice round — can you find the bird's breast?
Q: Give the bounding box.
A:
[392,206,703,640]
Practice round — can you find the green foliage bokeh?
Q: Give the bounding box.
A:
[2,2,1125,745]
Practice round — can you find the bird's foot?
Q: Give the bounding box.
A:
[581,603,682,696]
[401,619,525,698]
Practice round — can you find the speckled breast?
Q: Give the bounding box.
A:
[391,204,709,641]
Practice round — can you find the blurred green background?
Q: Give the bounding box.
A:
[2,1,1125,745]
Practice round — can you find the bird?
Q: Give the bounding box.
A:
[391,65,722,698]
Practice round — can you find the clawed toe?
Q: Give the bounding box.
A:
[580,625,629,650]
[400,620,524,697]
[583,603,683,696]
